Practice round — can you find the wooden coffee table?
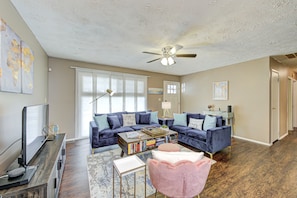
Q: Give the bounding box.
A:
[117,130,178,157]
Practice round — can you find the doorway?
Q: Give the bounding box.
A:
[271,70,280,143]
[163,81,180,117]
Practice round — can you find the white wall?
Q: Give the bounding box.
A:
[0,0,48,173]
[181,57,271,144]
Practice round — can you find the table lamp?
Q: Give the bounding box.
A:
[162,101,171,118]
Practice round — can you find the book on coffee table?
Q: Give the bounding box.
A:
[126,131,139,139]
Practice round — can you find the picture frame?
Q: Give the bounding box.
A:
[148,88,163,95]
[213,81,228,100]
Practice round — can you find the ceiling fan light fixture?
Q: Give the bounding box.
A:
[168,57,175,65]
[161,57,168,65]
[161,57,175,66]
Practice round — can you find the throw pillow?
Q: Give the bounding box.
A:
[139,113,151,124]
[203,115,217,131]
[107,116,121,129]
[188,118,204,130]
[152,150,204,164]
[150,111,158,124]
[122,114,136,126]
[93,114,110,132]
[173,113,187,126]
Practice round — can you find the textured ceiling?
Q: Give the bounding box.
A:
[10,0,297,75]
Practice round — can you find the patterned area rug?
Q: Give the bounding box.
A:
[87,144,215,198]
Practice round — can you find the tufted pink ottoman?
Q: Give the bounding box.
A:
[158,143,180,152]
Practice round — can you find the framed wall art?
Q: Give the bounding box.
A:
[213,81,228,100]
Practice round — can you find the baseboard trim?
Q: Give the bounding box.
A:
[233,135,271,146]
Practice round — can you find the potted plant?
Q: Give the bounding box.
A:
[160,125,169,131]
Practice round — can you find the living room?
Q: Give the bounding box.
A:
[1,0,297,197]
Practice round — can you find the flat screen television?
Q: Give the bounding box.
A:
[19,104,49,167]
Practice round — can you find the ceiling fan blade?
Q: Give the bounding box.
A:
[176,54,197,58]
[143,51,161,55]
[147,57,161,63]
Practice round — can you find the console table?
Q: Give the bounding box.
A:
[203,111,234,135]
[0,134,66,198]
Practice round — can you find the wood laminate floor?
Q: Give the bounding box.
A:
[59,130,297,198]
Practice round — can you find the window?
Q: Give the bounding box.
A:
[167,84,177,94]
[75,68,147,138]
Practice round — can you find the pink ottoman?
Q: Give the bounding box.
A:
[158,143,180,152]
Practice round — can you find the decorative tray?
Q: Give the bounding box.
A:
[141,127,167,137]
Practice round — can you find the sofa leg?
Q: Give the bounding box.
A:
[206,152,214,159]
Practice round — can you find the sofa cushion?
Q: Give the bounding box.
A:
[203,115,217,130]
[139,113,151,124]
[94,114,110,132]
[107,115,121,129]
[99,128,116,139]
[170,125,191,135]
[114,126,134,133]
[188,118,203,130]
[173,113,187,126]
[122,114,136,126]
[152,150,204,164]
[187,129,207,141]
[150,111,159,124]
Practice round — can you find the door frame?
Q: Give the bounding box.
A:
[270,69,280,143]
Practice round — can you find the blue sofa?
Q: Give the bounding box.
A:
[167,113,231,159]
[89,111,160,153]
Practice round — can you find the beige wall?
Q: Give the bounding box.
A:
[0,1,48,172]
[181,57,271,144]
[48,57,180,139]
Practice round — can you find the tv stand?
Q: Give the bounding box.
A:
[0,134,66,198]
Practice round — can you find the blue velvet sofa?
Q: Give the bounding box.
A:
[89,111,160,153]
[167,113,231,159]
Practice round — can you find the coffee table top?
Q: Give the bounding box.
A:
[118,130,177,144]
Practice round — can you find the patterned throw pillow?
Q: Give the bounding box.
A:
[173,113,187,126]
[122,114,136,126]
[188,118,204,130]
[93,114,110,131]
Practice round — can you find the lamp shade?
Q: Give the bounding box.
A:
[162,101,171,109]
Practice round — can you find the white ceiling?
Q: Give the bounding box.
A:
[10,0,297,76]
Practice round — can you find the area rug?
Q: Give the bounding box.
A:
[87,144,215,198]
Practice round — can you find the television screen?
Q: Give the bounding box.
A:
[21,104,49,166]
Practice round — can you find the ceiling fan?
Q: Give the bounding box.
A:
[143,45,197,66]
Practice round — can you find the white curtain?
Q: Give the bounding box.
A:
[75,68,147,138]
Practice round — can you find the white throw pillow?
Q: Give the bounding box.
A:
[188,118,203,130]
[152,150,204,164]
[122,114,136,126]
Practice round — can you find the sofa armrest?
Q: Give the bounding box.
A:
[89,121,100,148]
[206,125,231,153]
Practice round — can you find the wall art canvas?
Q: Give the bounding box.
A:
[148,88,163,95]
[21,40,34,94]
[0,18,22,93]
[213,81,228,100]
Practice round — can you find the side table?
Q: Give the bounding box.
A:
[158,117,174,126]
[113,155,146,198]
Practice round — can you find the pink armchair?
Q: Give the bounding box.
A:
[147,158,211,198]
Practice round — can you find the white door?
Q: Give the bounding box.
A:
[293,80,297,128]
[163,81,180,117]
[271,70,280,143]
